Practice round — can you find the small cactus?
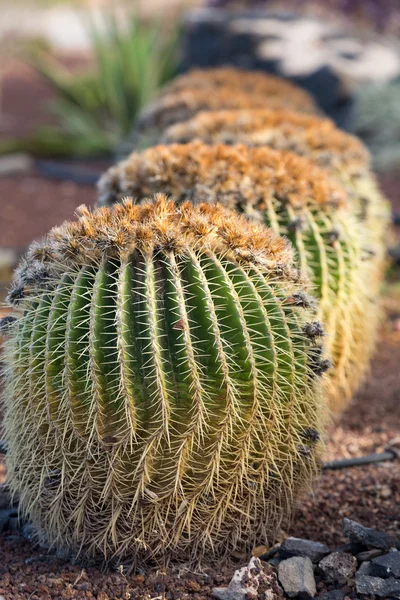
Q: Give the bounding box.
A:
[98,142,374,412]
[131,70,318,151]
[161,108,390,248]
[160,67,318,113]
[160,107,390,310]
[3,196,325,564]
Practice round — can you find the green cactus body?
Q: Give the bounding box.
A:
[3,196,325,563]
[98,142,373,412]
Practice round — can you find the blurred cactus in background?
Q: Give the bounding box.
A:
[3,196,326,564]
[98,142,371,412]
[130,68,318,151]
[160,107,390,297]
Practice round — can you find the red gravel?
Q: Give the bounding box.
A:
[0,175,96,250]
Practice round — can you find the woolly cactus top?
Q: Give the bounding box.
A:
[98,142,348,211]
[8,194,299,306]
[136,86,318,135]
[161,67,318,112]
[161,109,370,173]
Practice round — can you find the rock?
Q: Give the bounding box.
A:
[370,551,400,579]
[319,552,357,586]
[355,573,400,598]
[356,548,383,563]
[278,556,316,598]
[316,591,346,600]
[0,485,14,510]
[357,561,372,575]
[0,508,16,532]
[8,511,20,531]
[280,538,330,563]
[333,542,364,555]
[343,518,395,551]
[213,557,283,600]
[0,154,32,176]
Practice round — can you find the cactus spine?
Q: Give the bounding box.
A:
[3,196,325,564]
[98,142,372,412]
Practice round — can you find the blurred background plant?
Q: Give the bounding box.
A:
[0,9,180,157]
[349,79,400,173]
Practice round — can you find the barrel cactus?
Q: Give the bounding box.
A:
[160,67,318,114]
[160,108,390,300]
[130,73,318,151]
[98,142,373,412]
[3,195,326,564]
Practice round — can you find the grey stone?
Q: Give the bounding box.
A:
[213,557,283,600]
[268,558,282,568]
[356,548,383,563]
[22,522,36,541]
[333,542,363,554]
[0,507,15,532]
[319,552,357,586]
[278,556,316,598]
[0,485,14,510]
[8,511,19,531]
[357,561,372,575]
[370,551,400,579]
[316,591,346,600]
[355,573,400,598]
[343,518,396,551]
[280,537,330,563]
[0,153,32,176]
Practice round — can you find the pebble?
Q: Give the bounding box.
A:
[213,557,283,600]
[355,573,400,598]
[0,154,32,176]
[0,509,11,532]
[370,551,400,579]
[356,548,383,563]
[319,552,357,586]
[357,561,372,575]
[280,537,330,563]
[316,591,346,600]
[343,518,395,551]
[278,556,316,598]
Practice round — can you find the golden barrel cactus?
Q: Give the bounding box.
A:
[3,196,326,564]
[160,67,318,114]
[161,108,390,265]
[131,70,318,150]
[98,142,374,412]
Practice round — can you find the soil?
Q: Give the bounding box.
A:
[0,62,398,600]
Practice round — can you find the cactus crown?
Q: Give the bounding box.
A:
[161,109,370,174]
[136,85,318,138]
[9,194,297,305]
[161,67,318,111]
[99,142,347,210]
[3,194,326,563]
